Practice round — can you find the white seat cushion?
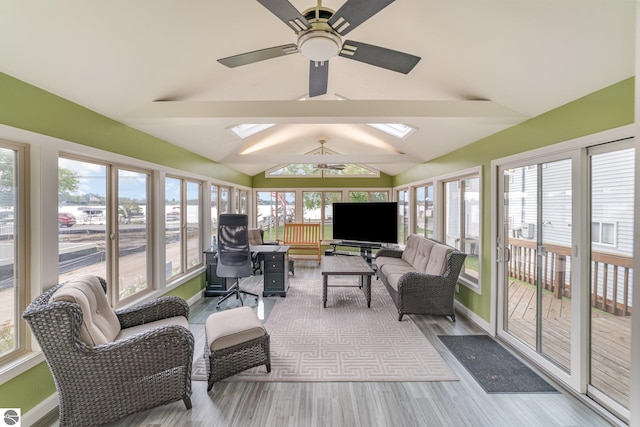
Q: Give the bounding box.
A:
[50,274,121,346]
[206,306,265,351]
[116,316,189,341]
[425,244,453,275]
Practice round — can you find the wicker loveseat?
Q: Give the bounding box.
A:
[22,274,194,427]
[375,234,467,321]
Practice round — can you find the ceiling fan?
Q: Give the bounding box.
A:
[217,0,421,97]
[314,139,346,170]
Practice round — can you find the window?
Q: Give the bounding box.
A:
[267,163,379,177]
[165,177,182,279]
[415,184,434,238]
[366,123,415,139]
[234,188,239,213]
[303,191,341,240]
[210,185,218,248]
[186,181,201,269]
[0,142,27,364]
[397,189,409,243]
[58,158,108,283]
[219,187,230,214]
[59,157,154,305]
[239,190,248,214]
[265,144,379,178]
[116,168,151,300]
[229,123,275,139]
[444,174,481,286]
[592,221,617,246]
[231,188,249,214]
[348,191,388,202]
[256,191,295,240]
[165,176,203,281]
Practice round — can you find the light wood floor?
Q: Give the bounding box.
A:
[39,261,619,427]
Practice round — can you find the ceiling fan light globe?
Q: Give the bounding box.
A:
[298,31,342,62]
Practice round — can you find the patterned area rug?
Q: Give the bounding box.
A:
[193,277,458,382]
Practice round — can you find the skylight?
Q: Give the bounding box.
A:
[367,123,415,139]
[229,123,275,139]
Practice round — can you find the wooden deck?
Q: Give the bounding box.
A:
[508,280,631,407]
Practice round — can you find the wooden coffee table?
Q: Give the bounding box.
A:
[321,256,375,308]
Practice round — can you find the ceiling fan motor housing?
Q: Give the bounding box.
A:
[298,6,342,62]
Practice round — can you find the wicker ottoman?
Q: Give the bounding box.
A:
[204,306,271,391]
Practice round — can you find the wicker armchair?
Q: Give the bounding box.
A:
[376,235,467,321]
[22,275,194,427]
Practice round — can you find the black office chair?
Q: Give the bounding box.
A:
[216,214,258,308]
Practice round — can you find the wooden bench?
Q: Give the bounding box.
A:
[278,223,321,263]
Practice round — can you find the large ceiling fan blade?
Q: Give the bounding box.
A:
[309,61,329,97]
[218,44,298,68]
[257,0,311,33]
[328,0,394,36]
[339,40,421,74]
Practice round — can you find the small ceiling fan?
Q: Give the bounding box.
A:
[217,0,421,97]
[314,139,346,170]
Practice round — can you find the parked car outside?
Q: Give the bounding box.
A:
[58,212,77,227]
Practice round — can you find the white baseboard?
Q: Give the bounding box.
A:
[186,290,204,307]
[454,301,493,335]
[22,392,58,427]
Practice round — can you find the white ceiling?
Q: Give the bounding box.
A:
[0,0,635,176]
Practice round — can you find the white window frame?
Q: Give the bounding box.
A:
[395,165,482,294]
[59,155,156,306]
[165,175,204,282]
[0,140,29,368]
[441,171,482,292]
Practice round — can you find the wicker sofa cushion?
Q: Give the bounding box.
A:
[400,234,452,276]
[403,235,435,272]
[50,274,121,346]
[376,235,454,292]
[205,306,266,351]
[401,234,432,266]
[425,243,453,276]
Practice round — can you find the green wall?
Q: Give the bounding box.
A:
[0,72,251,186]
[163,275,206,301]
[0,362,56,411]
[394,77,635,321]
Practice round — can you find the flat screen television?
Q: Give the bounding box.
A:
[332,202,398,244]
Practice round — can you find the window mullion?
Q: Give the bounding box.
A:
[108,164,118,306]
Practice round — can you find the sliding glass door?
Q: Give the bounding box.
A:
[588,143,634,412]
[496,136,634,422]
[500,156,573,372]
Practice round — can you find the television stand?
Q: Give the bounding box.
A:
[326,241,382,264]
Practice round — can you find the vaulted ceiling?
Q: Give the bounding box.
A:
[0,0,635,176]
